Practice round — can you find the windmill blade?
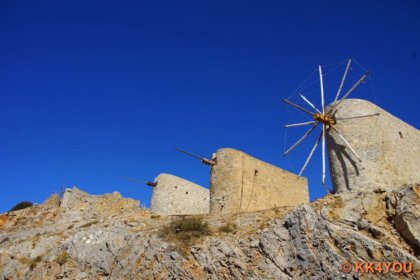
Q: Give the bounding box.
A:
[319,65,325,114]
[328,72,369,114]
[335,113,380,120]
[299,94,321,113]
[330,124,362,162]
[334,58,352,102]
[298,130,323,177]
[322,124,326,184]
[284,121,316,128]
[283,122,319,156]
[282,99,314,116]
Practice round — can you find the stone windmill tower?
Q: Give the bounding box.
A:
[283,59,420,193]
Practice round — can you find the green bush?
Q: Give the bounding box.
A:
[9,201,33,212]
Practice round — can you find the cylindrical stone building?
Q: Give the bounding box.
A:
[150,173,210,215]
[327,99,420,193]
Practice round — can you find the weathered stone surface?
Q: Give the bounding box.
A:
[387,184,420,250]
[61,187,140,219]
[42,193,61,209]
[0,184,419,279]
[210,148,309,214]
[327,99,420,193]
[151,173,210,215]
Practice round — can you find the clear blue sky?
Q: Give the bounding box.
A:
[1,1,419,212]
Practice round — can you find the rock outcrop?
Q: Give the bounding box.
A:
[61,187,140,220]
[327,99,420,193]
[0,184,419,279]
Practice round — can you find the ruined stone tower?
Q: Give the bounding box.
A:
[150,173,210,215]
[327,99,420,193]
[210,148,309,214]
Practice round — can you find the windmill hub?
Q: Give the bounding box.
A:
[313,113,336,126]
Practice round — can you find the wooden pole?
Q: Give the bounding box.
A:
[322,124,326,184]
[299,94,321,113]
[330,124,362,162]
[175,148,215,166]
[299,130,322,177]
[283,122,319,156]
[282,99,314,116]
[334,58,352,102]
[328,72,369,114]
[319,65,325,114]
[284,121,316,128]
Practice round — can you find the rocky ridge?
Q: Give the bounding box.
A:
[0,184,419,279]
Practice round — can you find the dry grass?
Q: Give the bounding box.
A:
[79,220,98,228]
[56,251,69,265]
[217,222,237,234]
[31,233,40,249]
[19,256,42,270]
[159,217,211,254]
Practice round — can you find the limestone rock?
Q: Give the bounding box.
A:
[388,184,420,250]
[42,194,61,209]
[327,99,420,193]
[1,184,418,279]
[61,187,140,218]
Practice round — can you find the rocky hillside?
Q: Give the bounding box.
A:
[0,185,419,279]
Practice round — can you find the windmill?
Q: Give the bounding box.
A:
[282,59,379,189]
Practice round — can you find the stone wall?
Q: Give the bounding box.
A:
[150,173,210,215]
[210,148,309,214]
[327,99,420,193]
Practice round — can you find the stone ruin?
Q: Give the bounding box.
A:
[327,99,420,193]
[55,99,418,217]
[210,148,309,214]
[148,149,309,215]
[149,99,419,216]
[31,98,418,219]
[150,173,210,215]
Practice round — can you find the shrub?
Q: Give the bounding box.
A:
[56,251,69,265]
[159,217,212,253]
[9,201,33,212]
[31,233,41,249]
[30,256,42,270]
[218,222,237,234]
[19,256,42,271]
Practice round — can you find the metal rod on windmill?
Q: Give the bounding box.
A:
[124,177,157,187]
[175,148,215,166]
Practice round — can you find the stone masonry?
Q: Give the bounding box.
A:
[210,148,309,215]
[150,173,210,215]
[327,99,420,193]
